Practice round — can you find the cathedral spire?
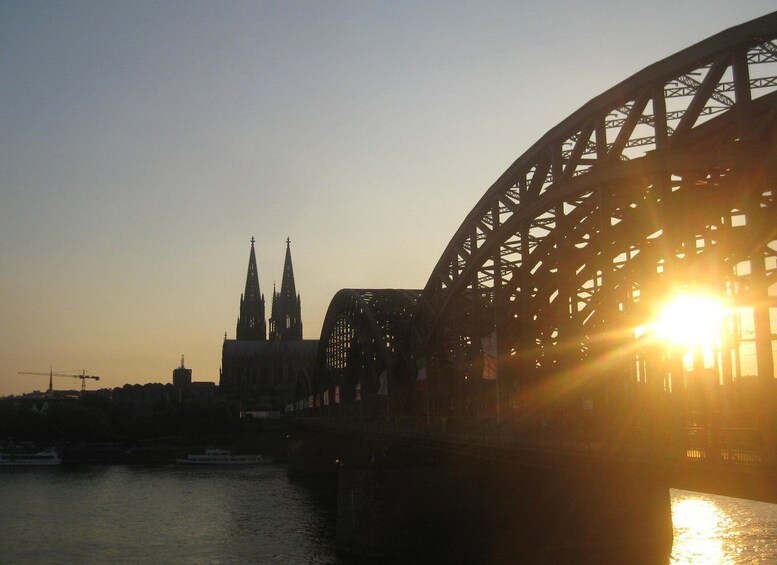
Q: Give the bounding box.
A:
[280,237,297,300]
[270,237,303,341]
[236,236,266,340]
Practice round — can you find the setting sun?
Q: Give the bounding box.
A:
[654,293,727,349]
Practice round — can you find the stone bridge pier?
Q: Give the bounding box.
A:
[288,428,673,563]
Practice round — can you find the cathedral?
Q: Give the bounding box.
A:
[219,238,317,410]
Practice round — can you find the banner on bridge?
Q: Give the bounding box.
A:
[481,331,497,380]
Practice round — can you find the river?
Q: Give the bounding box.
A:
[1,464,776,564]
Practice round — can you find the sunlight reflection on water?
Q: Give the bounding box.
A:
[671,489,777,564]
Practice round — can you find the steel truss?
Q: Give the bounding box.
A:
[313,289,419,417]
[304,15,777,463]
[412,13,777,433]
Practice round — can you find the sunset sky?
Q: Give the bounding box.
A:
[1,2,773,396]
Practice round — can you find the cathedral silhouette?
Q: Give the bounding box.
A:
[220,238,317,410]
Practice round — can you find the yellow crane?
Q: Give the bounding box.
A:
[18,369,100,394]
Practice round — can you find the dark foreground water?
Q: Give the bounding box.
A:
[1,464,776,564]
[0,465,337,564]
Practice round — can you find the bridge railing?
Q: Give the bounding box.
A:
[684,426,763,464]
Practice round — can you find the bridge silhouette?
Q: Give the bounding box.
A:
[285,13,777,562]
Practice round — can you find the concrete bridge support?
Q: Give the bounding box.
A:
[286,429,340,477]
[336,454,673,563]
[286,427,672,562]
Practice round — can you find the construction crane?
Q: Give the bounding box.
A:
[18,369,101,395]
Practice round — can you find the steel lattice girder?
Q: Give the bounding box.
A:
[416,13,777,399]
[315,289,420,405]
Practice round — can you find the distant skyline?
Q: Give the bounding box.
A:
[1,2,773,396]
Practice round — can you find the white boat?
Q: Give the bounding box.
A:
[175,448,270,465]
[0,448,62,466]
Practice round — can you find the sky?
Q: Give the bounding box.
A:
[1,1,773,396]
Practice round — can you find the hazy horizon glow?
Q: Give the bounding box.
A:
[2,1,773,395]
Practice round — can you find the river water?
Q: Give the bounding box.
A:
[1,464,776,564]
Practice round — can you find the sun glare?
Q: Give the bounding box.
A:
[654,294,726,350]
[673,498,721,531]
[671,496,727,563]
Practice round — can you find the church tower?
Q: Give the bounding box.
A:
[270,238,303,341]
[236,237,267,340]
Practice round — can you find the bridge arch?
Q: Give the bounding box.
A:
[314,289,420,417]
[416,14,777,423]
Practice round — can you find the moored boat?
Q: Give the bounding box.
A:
[0,448,62,466]
[176,448,270,465]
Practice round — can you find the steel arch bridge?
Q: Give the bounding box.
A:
[300,13,777,470]
[416,12,777,426]
[309,289,420,418]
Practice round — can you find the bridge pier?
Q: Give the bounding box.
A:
[286,426,672,562]
[336,453,673,563]
[286,429,340,477]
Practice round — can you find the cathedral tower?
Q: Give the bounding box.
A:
[270,238,303,341]
[236,237,267,340]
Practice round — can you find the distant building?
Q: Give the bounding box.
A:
[220,237,317,409]
[172,356,192,388]
[171,356,217,402]
[189,381,217,400]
